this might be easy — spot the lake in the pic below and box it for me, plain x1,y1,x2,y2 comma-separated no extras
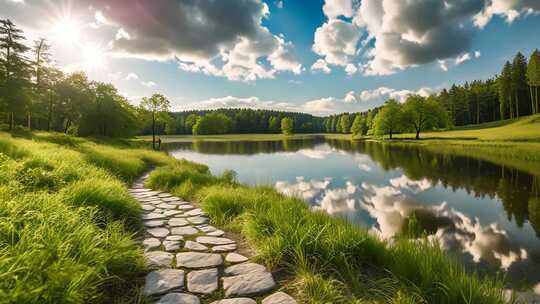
166,136,540,290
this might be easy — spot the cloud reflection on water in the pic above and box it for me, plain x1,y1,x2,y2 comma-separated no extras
275,173,530,273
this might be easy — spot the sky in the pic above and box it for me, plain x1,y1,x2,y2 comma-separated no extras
2,0,540,116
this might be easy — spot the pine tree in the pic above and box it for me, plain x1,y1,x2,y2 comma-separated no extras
0,19,31,130
28,38,52,129
511,52,528,117
499,61,512,119
527,50,540,114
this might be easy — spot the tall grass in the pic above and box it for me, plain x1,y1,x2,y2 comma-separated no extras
0,131,172,303
146,161,510,304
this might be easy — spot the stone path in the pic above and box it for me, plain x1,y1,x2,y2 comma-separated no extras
130,173,297,304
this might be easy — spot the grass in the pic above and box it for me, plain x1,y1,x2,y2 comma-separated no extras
0,131,174,304
146,160,511,304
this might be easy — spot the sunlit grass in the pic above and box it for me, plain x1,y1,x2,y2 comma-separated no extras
396,114,540,142
0,131,171,303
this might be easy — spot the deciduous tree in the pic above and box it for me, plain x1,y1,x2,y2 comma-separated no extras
401,95,447,139
281,117,294,135
141,94,170,149
373,99,402,139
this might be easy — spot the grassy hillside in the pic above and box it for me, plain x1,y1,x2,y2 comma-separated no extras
396,114,540,142
0,131,173,303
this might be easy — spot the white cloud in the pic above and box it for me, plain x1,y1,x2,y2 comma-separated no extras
344,91,357,103
456,53,472,65
125,72,156,88
345,63,358,75
312,0,523,76
311,59,332,74
125,73,139,80
313,19,361,66
142,81,156,88
323,0,354,19
438,60,449,72
474,0,540,28
346,86,432,104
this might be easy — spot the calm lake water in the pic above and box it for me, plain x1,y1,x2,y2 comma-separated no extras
166,136,540,289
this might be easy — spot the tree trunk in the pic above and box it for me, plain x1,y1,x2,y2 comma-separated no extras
515,93,520,118
529,86,536,114
64,120,71,134
27,112,31,130
9,112,14,131
416,129,420,140
534,86,540,113
389,130,393,140
47,95,53,132
152,112,156,150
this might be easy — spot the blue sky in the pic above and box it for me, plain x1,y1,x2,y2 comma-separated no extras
2,0,540,115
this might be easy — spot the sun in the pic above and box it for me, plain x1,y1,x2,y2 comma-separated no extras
82,44,106,71
52,16,81,46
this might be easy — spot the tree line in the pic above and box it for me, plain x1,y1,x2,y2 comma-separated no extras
140,108,325,136
325,50,540,139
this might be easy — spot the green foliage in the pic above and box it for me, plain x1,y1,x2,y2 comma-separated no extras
527,50,540,115
351,114,368,137
78,83,138,137
192,113,234,135
281,117,294,135
373,99,402,139
268,116,280,133
0,131,172,303
339,113,351,133
401,95,448,139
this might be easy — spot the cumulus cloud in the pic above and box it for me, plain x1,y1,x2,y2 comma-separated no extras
474,0,540,28
456,53,472,65
323,0,354,19
142,81,156,88
313,18,361,68
125,73,139,81
312,0,535,75
344,86,432,104
1,0,302,82
311,59,332,74
125,72,156,88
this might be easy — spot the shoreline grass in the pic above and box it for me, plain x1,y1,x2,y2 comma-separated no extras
0,131,174,303
146,161,511,304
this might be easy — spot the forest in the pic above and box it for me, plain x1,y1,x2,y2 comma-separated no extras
1,19,539,139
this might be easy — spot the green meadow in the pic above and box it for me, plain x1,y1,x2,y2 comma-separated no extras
0,131,173,304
